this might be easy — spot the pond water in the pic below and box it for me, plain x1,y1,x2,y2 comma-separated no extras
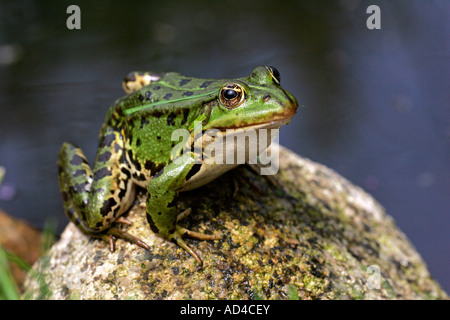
0,0,448,293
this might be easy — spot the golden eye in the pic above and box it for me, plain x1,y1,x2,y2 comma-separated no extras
219,83,246,109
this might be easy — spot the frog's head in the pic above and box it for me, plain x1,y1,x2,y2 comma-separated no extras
203,66,298,131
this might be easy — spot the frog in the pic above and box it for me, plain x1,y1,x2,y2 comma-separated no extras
58,66,298,267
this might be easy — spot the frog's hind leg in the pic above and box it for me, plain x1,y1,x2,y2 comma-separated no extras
58,135,149,252
58,143,98,236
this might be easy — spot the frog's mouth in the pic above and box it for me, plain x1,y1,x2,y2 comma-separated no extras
214,96,298,132
217,114,295,133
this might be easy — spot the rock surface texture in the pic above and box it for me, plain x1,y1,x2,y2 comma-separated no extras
23,146,447,299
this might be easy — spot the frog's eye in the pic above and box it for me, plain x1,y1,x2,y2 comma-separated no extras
219,83,246,109
266,66,281,84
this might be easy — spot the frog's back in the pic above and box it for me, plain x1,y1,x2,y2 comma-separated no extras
114,72,221,118
97,72,224,178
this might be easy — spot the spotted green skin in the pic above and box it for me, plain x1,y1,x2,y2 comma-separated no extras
58,66,298,266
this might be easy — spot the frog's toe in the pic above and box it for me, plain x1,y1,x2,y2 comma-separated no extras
100,234,117,252
168,226,222,268
177,226,222,241
106,227,150,251
176,208,192,222
169,230,204,267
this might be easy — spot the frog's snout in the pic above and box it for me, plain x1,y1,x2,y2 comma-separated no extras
281,90,299,119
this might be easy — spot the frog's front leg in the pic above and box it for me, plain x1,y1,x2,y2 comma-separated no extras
146,154,221,267
58,127,149,251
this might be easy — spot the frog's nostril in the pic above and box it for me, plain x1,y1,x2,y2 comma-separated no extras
263,94,271,102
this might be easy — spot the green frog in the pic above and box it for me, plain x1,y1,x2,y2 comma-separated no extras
58,66,298,267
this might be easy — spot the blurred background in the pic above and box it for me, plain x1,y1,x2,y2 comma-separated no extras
0,0,448,293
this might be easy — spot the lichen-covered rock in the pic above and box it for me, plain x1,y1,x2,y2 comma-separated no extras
22,146,447,299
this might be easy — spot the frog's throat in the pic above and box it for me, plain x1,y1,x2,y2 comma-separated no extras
194,115,292,156
183,116,291,191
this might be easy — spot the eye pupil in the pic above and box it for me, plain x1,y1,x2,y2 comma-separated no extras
224,89,237,99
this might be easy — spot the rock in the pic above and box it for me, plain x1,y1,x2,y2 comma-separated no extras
22,145,447,299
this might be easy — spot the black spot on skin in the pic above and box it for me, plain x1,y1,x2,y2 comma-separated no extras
140,118,149,129
92,188,105,195
118,188,127,200
180,108,190,125
100,198,118,216
156,136,161,140
70,154,85,166
145,91,152,100
97,151,112,163
152,110,163,118
153,86,161,90
146,214,160,234
163,93,172,100
157,212,162,215
127,149,134,161
132,172,146,181
72,182,88,194
120,167,131,179
200,81,213,88
128,149,142,170
94,167,112,180
167,198,177,208
167,112,176,126
119,149,127,163
182,91,194,97
136,138,141,147
72,169,85,177
144,160,155,171
138,94,144,102
133,160,141,171
179,78,191,86
185,164,201,181
101,133,116,148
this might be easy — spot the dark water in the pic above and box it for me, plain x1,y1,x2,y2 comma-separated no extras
0,0,448,293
